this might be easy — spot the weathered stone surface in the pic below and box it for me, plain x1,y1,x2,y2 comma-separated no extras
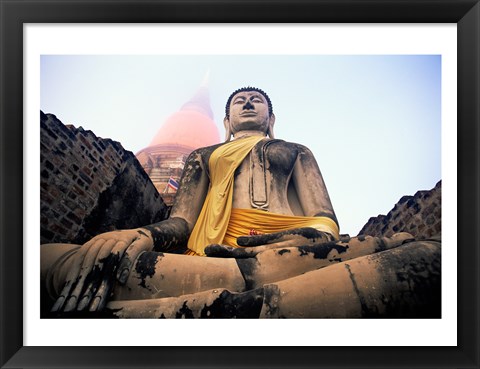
40,111,168,244
358,181,441,240
259,240,441,318
105,239,440,319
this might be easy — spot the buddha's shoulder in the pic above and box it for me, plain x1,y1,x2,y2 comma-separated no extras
267,139,312,154
187,143,224,158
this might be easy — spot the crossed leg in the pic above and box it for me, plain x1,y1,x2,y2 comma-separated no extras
41,233,440,318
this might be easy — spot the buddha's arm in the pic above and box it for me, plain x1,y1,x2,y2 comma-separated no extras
142,148,210,250
291,144,339,229
168,149,210,231
104,148,210,287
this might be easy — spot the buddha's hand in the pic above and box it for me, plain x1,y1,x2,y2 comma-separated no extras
205,227,334,258
50,228,154,314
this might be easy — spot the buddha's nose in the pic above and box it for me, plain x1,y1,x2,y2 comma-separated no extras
243,101,254,110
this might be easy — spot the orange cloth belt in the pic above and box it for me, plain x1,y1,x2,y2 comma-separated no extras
185,208,339,256
222,208,339,247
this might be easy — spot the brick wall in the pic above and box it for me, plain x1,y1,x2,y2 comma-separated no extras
358,181,441,240
40,111,167,244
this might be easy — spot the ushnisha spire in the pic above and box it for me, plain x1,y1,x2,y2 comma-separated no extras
180,70,214,119
146,71,220,149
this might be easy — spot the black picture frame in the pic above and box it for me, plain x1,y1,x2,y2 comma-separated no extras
1,0,479,368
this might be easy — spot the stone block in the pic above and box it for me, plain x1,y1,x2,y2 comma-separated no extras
358,181,441,240
40,111,168,244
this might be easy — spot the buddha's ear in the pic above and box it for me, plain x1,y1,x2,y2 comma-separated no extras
267,113,276,139
223,117,232,142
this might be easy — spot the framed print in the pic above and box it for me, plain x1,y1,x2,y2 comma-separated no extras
1,0,479,368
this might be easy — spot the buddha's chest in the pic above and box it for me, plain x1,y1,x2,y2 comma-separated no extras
234,143,297,180
232,144,296,210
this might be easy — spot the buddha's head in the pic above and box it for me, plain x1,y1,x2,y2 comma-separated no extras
224,87,275,142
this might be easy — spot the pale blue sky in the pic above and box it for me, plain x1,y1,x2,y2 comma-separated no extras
41,55,441,235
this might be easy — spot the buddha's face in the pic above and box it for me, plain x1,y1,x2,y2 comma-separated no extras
227,91,272,134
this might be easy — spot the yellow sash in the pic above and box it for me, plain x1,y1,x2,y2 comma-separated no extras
223,208,339,246
187,135,265,256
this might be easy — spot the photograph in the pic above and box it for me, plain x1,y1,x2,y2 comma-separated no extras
39,54,442,319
